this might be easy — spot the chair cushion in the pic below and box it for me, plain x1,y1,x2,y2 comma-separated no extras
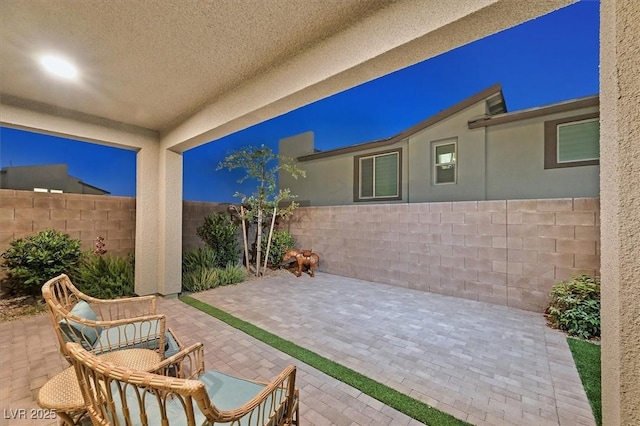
58,301,102,349
94,319,161,352
193,370,286,425
107,370,285,426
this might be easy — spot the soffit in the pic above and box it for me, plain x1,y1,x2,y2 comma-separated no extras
0,0,390,133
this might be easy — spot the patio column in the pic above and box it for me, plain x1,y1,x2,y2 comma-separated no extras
600,0,640,424
134,144,160,295
157,148,183,296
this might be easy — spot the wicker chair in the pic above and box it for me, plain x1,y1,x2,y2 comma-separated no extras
42,274,183,363
67,341,299,426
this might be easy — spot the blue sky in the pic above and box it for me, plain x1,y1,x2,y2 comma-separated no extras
0,0,599,202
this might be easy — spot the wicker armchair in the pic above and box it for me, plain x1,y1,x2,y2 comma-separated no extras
42,274,183,363
67,341,299,426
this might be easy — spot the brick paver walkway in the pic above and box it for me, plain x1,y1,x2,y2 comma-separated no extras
193,272,596,426
0,272,595,425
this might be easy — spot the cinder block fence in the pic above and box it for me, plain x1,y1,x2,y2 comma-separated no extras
1,189,600,312
285,198,600,312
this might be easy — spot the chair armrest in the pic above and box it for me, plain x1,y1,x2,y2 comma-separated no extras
199,365,298,423
150,342,205,379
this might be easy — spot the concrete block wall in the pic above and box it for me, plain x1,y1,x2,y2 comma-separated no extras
182,201,230,252
285,197,600,312
0,190,231,258
0,189,136,257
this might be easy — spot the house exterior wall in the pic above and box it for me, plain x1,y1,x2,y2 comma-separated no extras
281,101,600,206
486,105,600,200
600,0,640,423
284,197,600,313
280,133,408,206
406,102,487,202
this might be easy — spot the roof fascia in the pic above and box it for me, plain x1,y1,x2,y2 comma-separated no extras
468,95,599,129
298,83,503,162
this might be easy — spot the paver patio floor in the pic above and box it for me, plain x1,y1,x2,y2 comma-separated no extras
0,272,595,425
192,272,595,426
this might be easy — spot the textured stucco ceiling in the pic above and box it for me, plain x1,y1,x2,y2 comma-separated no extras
1,0,575,150
0,0,390,132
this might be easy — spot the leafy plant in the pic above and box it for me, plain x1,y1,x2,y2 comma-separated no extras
547,274,600,340
196,212,240,268
218,145,305,275
181,248,247,293
182,267,220,293
217,264,247,286
1,229,82,295
75,253,135,299
260,230,296,266
182,246,219,273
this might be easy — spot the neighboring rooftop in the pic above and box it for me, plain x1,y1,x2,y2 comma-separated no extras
0,164,110,195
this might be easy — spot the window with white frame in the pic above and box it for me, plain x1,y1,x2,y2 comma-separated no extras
557,118,599,163
544,113,599,169
354,149,401,201
433,140,456,184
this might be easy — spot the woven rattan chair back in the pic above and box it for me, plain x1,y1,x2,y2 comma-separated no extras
66,342,299,426
42,274,171,362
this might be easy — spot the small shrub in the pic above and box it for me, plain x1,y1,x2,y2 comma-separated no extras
182,246,219,273
1,229,82,295
197,212,240,268
181,249,246,292
217,264,247,286
182,267,220,293
260,230,296,267
547,274,600,340
75,253,135,299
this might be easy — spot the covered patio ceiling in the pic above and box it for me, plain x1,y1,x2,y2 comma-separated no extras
1,0,572,152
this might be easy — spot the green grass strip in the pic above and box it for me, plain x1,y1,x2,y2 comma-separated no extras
180,295,469,426
567,338,602,426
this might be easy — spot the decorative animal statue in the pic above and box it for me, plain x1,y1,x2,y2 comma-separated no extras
282,249,320,277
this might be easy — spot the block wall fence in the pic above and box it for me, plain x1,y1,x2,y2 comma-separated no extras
1,189,600,312
284,198,600,312
0,189,226,258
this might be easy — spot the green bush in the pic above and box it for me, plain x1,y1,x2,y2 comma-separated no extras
1,229,82,295
547,274,600,340
75,253,135,299
260,230,296,267
196,212,240,268
181,248,246,293
182,246,218,273
182,267,220,293
217,264,247,286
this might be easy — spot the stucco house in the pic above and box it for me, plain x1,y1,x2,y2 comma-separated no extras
280,84,599,205
0,164,110,195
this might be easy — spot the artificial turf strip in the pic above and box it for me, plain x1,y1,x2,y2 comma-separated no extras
567,338,602,426
180,295,469,426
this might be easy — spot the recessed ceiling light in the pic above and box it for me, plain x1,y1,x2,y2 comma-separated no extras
39,54,78,80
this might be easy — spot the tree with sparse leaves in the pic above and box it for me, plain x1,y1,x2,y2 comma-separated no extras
218,145,305,275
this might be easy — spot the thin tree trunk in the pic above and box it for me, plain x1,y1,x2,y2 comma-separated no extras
263,207,278,275
240,205,250,274
256,208,263,276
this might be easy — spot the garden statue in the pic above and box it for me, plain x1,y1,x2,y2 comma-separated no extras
282,249,320,278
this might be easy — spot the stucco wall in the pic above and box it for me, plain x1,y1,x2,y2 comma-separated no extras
407,102,487,202
281,100,600,206
285,197,600,312
600,0,640,424
486,105,600,200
